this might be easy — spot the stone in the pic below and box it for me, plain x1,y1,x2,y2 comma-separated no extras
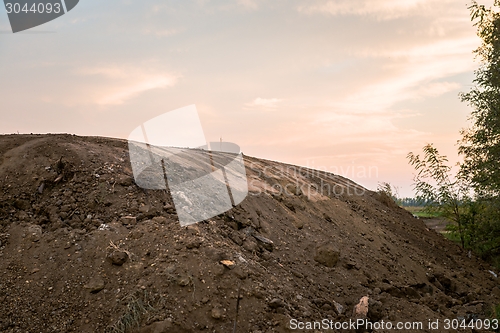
353,296,369,317
117,174,133,187
139,205,150,213
163,204,175,214
229,232,243,246
367,298,384,322
314,243,340,267
26,224,42,242
84,277,105,293
211,307,224,319
242,238,259,252
220,260,235,269
253,234,274,251
333,301,344,314
14,199,31,211
107,250,128,266
269,298,286,309
291,218,304,229
177,275,191,287
152,216,168,224
128,229,144,239
120,216,136,225
137,319,173,333
232,266,248,280
186,237,203,249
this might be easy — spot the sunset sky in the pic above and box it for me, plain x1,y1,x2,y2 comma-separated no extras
0,0,494,197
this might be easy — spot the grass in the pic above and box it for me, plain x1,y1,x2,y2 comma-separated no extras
106,290,158,333
404,206,444,218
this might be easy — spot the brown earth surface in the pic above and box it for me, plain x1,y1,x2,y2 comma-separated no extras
0,134,499,333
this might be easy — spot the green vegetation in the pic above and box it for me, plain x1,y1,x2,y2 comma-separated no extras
407,1,500,265
106,290,159,333
405,206,443,218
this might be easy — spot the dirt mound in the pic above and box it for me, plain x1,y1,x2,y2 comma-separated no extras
0,134,499,333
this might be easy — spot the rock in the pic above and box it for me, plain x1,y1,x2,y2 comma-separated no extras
117,174,133,187
367,298,384,322
253,234,274,251
284,201,295,212
220,260,236,269
137,319,173,333
402,286,421,300
107,250,128,266
384,286,406,298
128,229,144,239
229,232,243,246
269,298,286,309
353,296,369,317
139,204,150,213
152,216,167,224
84,277,105,293
120,216,137,225
0,233,9,248
435,273,456,292
163,204,175,214
322,303,332,311
211,306,224,319
492,286,500,298
26,224,42,242
186,237,203,249
291,217,304,229
333,301,344,314
177,275,191,287
14,199,31,211
242,238,259,252
232,266,248,279
314,243,340,267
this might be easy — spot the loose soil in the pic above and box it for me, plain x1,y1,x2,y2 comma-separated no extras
0,134,499,333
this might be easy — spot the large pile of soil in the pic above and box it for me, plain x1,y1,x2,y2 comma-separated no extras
0,134,499,333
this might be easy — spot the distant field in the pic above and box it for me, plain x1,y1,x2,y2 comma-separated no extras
404,206,443,218
403,206,454,234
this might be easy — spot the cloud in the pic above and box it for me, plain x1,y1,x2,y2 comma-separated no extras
416,81,461,98
327,37,479,113
245,97,283,109
357,37,480,59
97,75,176,105
76,65,179,105
297,0,457,20
142,28,180,37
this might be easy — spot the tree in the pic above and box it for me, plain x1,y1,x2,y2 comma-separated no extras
407,144,471,247
459,0,500,197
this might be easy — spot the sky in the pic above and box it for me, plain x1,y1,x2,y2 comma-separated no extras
0,0,494,197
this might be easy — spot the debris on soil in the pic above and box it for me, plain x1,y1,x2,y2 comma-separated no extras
0,134,499,333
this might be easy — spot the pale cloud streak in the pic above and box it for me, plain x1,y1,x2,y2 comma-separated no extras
142,28,180,37
245,97,283,109
297,0,459,20
76,66,179,105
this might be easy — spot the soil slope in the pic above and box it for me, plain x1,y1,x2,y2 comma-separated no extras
0,134,499,333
